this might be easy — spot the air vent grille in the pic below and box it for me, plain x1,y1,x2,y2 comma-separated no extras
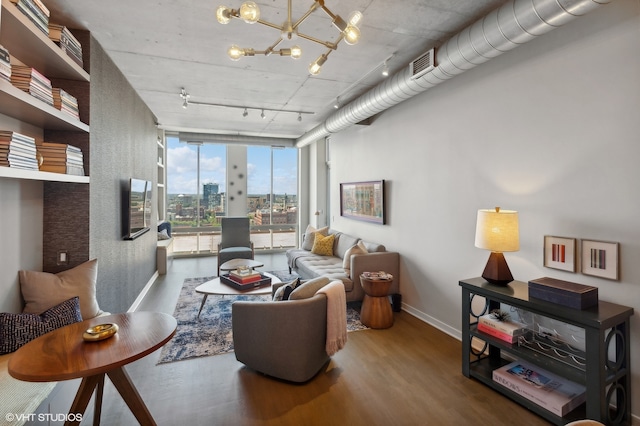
410,49,435,80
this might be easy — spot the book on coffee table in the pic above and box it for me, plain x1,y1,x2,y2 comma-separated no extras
220,274,271,291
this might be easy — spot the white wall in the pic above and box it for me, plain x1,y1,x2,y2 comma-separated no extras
0,179,43,313
327,0,639,418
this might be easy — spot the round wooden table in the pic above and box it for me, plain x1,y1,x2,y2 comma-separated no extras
360,275,394,329
8,311,176,426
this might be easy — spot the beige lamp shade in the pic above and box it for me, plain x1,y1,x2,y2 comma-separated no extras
475,208,519,253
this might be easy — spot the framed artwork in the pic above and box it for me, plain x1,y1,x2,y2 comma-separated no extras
543,236,576,272
340,180,385,224
581,239,620,280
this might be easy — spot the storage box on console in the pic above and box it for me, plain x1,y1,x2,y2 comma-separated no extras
528,277,598,310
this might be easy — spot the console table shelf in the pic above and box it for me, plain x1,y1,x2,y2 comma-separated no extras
459,277,633,425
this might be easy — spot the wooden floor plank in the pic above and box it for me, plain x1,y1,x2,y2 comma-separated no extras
88,256,550,425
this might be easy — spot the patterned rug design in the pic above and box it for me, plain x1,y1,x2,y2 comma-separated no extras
157,272,367,364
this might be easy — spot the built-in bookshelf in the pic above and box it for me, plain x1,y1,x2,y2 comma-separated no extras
460,278,633,425
0,0,91,272
0,0,89,183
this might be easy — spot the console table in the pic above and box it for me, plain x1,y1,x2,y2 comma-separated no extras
459,277,633,425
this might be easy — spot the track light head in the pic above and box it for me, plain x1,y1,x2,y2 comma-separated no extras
180,88,190,108
261,109,266,119
382,61,389,77
297,113,302,122
243,108,248,117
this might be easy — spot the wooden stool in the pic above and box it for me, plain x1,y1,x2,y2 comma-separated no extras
360,275,394,329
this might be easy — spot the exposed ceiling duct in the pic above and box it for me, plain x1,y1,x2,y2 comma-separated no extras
295,0,612,148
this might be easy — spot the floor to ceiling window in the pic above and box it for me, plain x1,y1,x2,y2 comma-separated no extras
163,135,297,256
248,145,298,250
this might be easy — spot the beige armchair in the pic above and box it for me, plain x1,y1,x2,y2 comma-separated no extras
231,292,329,383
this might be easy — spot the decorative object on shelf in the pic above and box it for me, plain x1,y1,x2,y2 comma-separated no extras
474,207,519,286
544,235,577,272
528,277,598,310
82,323,119,342
581,239,619,280
215,0,362,75
340,180,385,224
490,309,510,322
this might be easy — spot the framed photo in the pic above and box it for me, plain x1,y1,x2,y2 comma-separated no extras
581,239,620,280
340,180,385,224
543,236,576,272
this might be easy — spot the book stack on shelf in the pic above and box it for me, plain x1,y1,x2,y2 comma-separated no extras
48,24,83,67
37,142,84,175
52,88,80,120
9,0,50,36
493,360,586,417
11,65,53,106
0,45,10,82
0,131,38,170
477,310,527,344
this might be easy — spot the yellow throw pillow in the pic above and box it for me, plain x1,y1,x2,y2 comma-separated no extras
311,233,335,256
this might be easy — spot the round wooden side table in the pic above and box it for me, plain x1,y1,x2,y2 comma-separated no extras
360,274,394,329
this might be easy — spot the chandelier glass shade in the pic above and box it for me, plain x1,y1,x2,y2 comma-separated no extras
216,0,362,75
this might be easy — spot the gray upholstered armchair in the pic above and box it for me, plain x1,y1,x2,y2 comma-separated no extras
217,217,254,276
232,292,330,383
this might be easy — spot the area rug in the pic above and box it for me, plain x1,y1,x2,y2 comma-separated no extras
157,272,368,364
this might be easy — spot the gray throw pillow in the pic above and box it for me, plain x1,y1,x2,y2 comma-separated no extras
289,276,331,300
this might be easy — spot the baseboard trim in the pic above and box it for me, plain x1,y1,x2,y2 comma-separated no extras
128,271,159,312
401,303,462,342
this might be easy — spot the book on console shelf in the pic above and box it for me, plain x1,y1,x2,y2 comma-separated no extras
493,360,586,417
477,313,527,344
220,274,271,291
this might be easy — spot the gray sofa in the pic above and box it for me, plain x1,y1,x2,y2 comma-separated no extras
285,228,399,302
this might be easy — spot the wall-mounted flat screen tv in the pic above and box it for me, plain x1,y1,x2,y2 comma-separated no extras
124,178,152,240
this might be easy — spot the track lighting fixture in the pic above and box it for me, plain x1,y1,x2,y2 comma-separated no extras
382,61,389,77
333,97,340,109
216,0,363,75
180,88,190,108
178,89,313,120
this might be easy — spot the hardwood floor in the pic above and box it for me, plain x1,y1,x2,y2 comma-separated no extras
89,255,551,425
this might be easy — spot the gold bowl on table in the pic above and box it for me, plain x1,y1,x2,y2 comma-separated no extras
82,323,119,342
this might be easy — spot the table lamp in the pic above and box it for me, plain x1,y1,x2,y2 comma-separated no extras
475,207,519,286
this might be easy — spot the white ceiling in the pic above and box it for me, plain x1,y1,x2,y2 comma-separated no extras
44,0,508,139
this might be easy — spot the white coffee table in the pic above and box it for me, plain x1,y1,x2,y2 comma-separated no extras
195,271,281,319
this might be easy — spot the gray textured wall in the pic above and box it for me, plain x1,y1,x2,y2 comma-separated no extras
88,37,158,314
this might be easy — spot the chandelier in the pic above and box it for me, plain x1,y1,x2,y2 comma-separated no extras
215,0,363,75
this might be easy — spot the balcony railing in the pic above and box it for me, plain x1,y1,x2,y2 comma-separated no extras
170,224,298,256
